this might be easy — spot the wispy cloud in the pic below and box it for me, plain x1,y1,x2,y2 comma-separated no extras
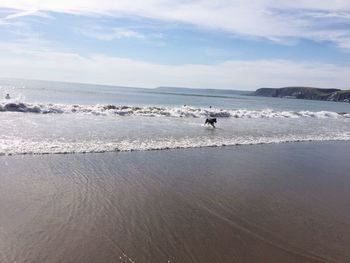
80,26,145,41
4,9,37,20
0,40,349,89
1,1,350,49
2,9,52,20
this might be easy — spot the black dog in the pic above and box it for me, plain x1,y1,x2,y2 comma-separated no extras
205,118,217,128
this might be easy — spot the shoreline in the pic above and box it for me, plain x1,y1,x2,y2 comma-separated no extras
1,138,350,156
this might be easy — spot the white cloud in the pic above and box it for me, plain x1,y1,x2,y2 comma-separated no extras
2,9,52,20
80,26,145,41
0,40,349,90
1,1,350,49
4,9,37,20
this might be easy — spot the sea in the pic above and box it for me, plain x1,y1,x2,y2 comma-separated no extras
0,78,349,155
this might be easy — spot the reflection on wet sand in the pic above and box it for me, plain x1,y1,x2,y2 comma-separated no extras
1,142,350,263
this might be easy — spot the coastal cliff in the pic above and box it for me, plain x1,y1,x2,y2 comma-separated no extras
252,87,350,102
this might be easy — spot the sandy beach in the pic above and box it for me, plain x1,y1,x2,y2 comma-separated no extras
1,142,350,263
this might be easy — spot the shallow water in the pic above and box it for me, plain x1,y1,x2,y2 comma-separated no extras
0,79,349,155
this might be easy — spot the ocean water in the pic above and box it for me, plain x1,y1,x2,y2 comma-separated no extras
0,79,349,155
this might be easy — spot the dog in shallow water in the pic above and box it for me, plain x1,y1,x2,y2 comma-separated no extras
205,118,217,128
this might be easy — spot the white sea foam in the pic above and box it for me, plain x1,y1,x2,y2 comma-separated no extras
0,101,348,119
1,133,349,155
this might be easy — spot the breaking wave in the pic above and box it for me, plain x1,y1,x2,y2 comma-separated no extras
1,133,349,156
0,101,349,119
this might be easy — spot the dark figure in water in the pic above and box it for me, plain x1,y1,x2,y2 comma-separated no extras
5,94,10,99
205,118,217,128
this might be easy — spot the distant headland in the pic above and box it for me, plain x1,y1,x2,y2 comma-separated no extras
252,87,350,103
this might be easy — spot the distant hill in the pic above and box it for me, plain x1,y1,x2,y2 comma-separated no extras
252,87,350,103
156,86,251,95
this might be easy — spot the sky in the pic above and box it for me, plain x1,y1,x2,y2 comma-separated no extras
0,1,350,90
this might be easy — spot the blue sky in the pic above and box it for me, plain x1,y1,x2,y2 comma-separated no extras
0,1,350,90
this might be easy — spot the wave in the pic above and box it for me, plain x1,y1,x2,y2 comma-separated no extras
0,101,349,119
1,134,349,155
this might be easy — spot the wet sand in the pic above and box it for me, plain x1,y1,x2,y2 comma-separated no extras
1,142,350,263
